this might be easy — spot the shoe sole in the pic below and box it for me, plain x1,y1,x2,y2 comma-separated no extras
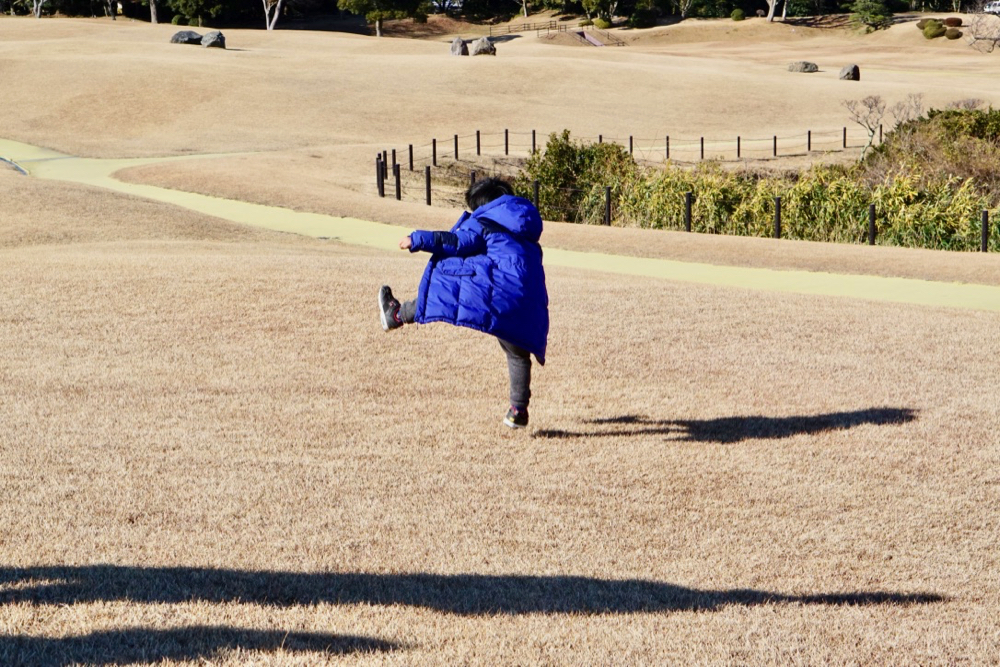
378,290,390,331
503,418,527,429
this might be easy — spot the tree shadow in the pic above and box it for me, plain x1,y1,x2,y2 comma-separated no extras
0,565,943,616
535,408,917,444
0,626,399,665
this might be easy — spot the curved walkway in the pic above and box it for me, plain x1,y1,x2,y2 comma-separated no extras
3,138,999,313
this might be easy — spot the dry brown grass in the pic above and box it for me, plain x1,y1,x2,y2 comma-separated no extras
2,17,1000,665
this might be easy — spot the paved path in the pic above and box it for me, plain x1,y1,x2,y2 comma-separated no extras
3,138,999,313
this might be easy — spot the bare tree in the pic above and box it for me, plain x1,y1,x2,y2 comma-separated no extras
843,95,886,160
263,0,285,29
946,98,986,110
890,93,924,127
966,11,1000,52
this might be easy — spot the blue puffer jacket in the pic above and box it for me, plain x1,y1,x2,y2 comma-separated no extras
409,195,549,364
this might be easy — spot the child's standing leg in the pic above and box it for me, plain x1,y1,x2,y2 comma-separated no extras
499,338,531,429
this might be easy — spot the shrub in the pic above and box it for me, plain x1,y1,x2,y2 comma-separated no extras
923,20,945,39
593,17,612,29
579,18,594,26
851,0,892,31
915,18,928,29
188,16,201,26
628,8,658,28
171,14,183,24
945,27,962,39
731,8,745,20
943,16,962,27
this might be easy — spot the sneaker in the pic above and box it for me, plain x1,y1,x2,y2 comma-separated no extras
379,285,403,331
503,406,529,429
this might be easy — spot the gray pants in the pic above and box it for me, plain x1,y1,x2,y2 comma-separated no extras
400,300,531,409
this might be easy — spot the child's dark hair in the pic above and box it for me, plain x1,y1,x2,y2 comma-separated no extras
466,177,514,211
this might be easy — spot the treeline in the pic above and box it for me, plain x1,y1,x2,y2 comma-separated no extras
514,108,1000,252
5,0,979,30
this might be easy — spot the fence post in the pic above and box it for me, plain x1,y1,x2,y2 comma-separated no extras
382,150,388,179
808,130,811,152
773,135,777,157
476,130,481,156
879,124,883,143
394,164,401,201
843,127,847,149
629,136,633,155
774,196,781,239
983,210,990,252
604,186,612,226
505,129,509,156
684,191,692,232
375,156,382,195
425,166,431,206
666,135,670,161
391,148,396,169
533,180,540,208
470,170,477,187
700,137,704,161
432,139,437,166
868,203,876,245
409,144,414,171
598,134,603,144
737,136,741,159
454,134,459,160
532,129,536,154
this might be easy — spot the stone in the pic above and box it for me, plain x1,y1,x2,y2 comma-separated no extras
839,64,860,81
201,31,226,48
788,61,818,73
170,30,203,45
469,37,496,56
450,37,468,56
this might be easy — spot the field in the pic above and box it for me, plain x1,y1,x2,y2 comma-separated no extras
1,13,1000,664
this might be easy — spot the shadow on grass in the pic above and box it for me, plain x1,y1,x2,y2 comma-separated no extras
535,407,917,444
0,565,942,615
0,626,399,666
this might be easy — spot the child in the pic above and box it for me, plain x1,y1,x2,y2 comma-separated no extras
378,177,549,429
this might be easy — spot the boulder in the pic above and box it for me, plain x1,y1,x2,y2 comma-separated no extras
839,64,860,81
788,61,818,73
450,37,468,56
201,30,226,48
469,37,496,56
170,30,203,45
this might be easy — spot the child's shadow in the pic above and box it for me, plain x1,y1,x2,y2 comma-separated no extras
535,407,917,443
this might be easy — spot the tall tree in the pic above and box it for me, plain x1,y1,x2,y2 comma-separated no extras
263,0,285,28
337,0,422,36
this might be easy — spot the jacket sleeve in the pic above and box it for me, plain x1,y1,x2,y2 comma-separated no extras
409,229,486,257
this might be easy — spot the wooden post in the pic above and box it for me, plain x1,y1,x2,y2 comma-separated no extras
505,129,509,156
454,134,458,160
737,136,741,159
391,148,396,169
533,180,540,208
470,170,477,187
666,135,670,160
604,186,612,226
868,203,876,245
983,210,990,252
382,150,388,179
773,136,777,157
394,163,401,201
774,196,781,239
532,129,536,154
425,166,431,206
432,139,437,166
408,144,413,171
843,127,847,149
375,156,382,195
684,192,692,232
629,136,633,155
808,130,811,152
598,134,603,144
700,137,704,161
476,130,481,156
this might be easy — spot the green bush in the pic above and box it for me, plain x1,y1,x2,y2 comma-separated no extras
188,16,201,26
579,17,593,26
945,27,962,39
171,14,183,24
943,16,962,27
851,0,892,31
628,8,658,28
731,8,745,20
593,17,612,29
915,18,927,29
923,20,945,39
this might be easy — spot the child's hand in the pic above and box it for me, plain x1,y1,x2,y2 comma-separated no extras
399,236,412,250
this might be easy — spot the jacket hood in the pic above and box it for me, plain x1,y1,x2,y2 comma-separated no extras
472,195,543,242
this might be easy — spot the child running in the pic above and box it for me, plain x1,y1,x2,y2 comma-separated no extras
378,177,549,429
